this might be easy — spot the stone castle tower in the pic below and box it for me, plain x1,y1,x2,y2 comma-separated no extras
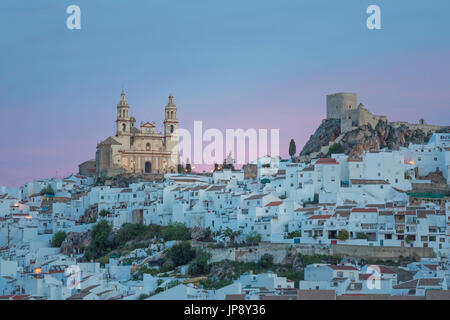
326,92,387,133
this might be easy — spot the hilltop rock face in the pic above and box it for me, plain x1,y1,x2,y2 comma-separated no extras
300,119,449,158
60,231,91,255
300,119,341,156
341,121,434,157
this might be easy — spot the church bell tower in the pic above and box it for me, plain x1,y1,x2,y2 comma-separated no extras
116,90,130,136
164,93,179,168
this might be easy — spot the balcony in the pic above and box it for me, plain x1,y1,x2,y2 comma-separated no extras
395,225,405,234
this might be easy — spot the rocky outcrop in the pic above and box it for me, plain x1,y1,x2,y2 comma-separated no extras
300,119,449,158
340,121,435,158
60,231,91,255
80,204,98,224
300,119,341,156
190,226,213,242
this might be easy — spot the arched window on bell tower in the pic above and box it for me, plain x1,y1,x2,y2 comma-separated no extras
146,143,151,151
122,123,126,132
170,125,174,134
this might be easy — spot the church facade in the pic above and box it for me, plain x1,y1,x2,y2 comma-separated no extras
95,91,179,177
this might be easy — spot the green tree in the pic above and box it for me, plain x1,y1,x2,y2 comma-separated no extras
166,241,196,267
221,228,241,243
99,209,110,218
337,230,349,241
246,231,262,245
188,250,211,276
40,184,55,196
87,217,97,224
259,254,274,269
51,231,67,248
161,223,191,241
326,143,344,158
115,223,149,246
289,139,297,159
85,220,113,260
356,232,368,240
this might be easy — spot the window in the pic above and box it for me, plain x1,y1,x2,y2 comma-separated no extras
170,125,174,133
122,123,126,132
146,143,150,151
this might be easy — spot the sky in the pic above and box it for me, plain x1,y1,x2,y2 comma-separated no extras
0,0,449,187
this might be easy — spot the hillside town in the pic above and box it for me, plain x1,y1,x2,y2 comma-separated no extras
1,123,449,299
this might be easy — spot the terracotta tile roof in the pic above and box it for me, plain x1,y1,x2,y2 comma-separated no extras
225,294,246,300
351,179,390,185
417,210,436,218
337,294,374,300
261,295,297,300
297,290,336,300
335,210,351,217
389,295,425,300
98,137,121,146
265,201,283,207
9,295,30,300
315,158,339,165
393,279,418,289
423,264,438,271
295,207,318,212
206,185,226,192
426,290,450,300
418,278,442,287
307,214,332,220
374,265,396,274
351,208,378,213
244,194,268,200
366,204,386,209
329,265,358,271
359,274,371,280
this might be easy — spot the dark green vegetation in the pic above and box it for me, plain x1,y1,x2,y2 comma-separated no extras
51,231,67,248
99,209,110,217
337,229,349,241
198,253,343,290
83,222,191,262
289,139,297,159
40,184,55,196
325,143,344,158
303,193,319,205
